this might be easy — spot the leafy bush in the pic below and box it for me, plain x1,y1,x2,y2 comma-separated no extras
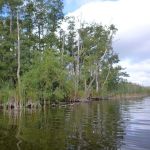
22,50,74,102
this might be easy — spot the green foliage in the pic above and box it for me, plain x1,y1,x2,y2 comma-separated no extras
22,50,73,102
0,84,16,103
0,0,64,88
0,0,148,105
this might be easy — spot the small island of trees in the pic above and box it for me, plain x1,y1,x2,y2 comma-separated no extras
0,0,149,109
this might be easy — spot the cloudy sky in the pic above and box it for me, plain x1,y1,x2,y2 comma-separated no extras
63,0,150,86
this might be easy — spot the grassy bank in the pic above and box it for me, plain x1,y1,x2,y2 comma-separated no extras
0,81,150,110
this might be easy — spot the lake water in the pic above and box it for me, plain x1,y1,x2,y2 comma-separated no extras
0,97,150,150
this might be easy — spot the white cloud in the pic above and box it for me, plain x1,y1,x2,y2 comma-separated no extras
67,0,150,31
65,0,100,7
66,0,150,85
119,59,150,86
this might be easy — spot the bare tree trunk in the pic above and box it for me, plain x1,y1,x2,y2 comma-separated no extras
86,75,96,97
10,9,12,34
9,9,13,53
17,10,22,107
38,25,41,50
101,66,111,90
95,64,99,93
77,33,80,77
84,79,87,97
61,31,65,64
75,31,80,97
96,73,99,92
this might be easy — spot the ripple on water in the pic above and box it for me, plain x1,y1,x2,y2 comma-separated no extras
0,98,150,150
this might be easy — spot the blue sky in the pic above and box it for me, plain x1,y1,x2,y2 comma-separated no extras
63,0,118,13
63,0,78,13
63,0,150,86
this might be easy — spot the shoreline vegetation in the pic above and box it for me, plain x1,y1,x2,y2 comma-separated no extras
0,0,150,110
0,91,149,110
0,96,149,110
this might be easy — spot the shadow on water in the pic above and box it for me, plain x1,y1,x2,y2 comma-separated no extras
0,98,150,150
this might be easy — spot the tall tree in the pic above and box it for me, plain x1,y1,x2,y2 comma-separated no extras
17,8,21,104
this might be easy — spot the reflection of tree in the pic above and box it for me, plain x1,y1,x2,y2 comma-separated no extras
0,101,126,150
66,101,125,150
0,111,19,150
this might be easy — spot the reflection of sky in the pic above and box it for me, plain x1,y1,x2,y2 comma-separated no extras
121,98,150,150
128,99,150,128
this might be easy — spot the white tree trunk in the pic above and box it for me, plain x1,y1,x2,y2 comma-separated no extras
10,10,12,34
84,79,87,96
101,66,111,89
17,10,21,106
61,31,65,64
75,31,80,97
95,64,99,93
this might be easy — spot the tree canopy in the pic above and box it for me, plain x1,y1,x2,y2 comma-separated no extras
1,0,147,106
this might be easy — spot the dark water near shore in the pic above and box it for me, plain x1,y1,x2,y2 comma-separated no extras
0,97,150,150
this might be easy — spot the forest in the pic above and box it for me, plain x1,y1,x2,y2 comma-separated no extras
0,0,149,108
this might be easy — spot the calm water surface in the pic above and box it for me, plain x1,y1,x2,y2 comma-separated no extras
0,97,150,150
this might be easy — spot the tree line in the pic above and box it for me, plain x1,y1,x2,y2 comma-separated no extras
0,0,149,107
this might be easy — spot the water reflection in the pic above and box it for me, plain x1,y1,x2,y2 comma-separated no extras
0,98,150,150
